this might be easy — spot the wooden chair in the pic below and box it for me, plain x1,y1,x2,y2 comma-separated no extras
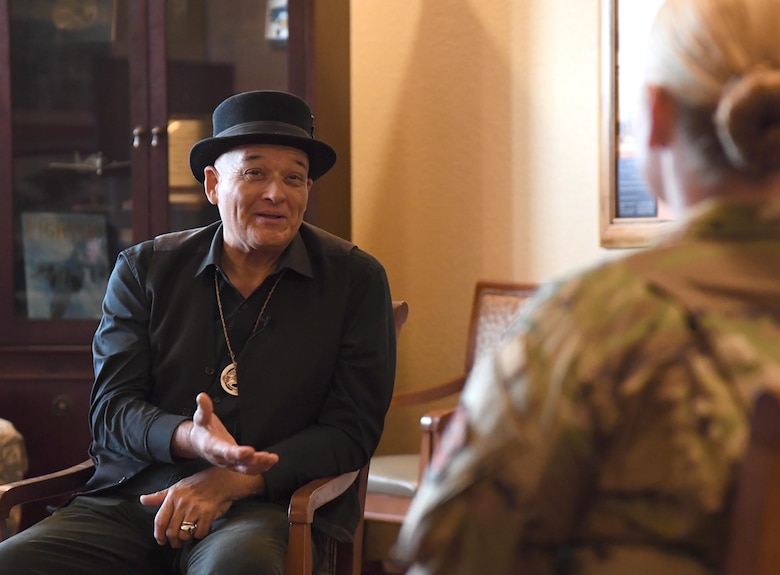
0,300,410,575
364,282,537,561
725,390,780,575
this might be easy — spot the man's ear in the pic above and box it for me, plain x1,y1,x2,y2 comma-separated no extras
646,85,677,148
204,166,218,206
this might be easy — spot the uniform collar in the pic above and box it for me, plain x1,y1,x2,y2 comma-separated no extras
663,199,780,243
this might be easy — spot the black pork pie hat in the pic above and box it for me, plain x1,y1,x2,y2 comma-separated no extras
189,90,337,183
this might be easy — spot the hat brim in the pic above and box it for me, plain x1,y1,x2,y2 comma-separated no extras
189,133,337,183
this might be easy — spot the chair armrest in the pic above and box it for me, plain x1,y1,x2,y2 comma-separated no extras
421,407,457,435
288,469,359,524
286,468,365,575
419,407,457,481
390,375,466,408
0,459,94,541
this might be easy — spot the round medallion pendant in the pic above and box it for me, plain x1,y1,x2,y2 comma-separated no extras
220,362,239,396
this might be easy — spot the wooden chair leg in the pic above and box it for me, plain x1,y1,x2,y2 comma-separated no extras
287,522,314,574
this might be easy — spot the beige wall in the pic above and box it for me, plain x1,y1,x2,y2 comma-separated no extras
351,0,620,456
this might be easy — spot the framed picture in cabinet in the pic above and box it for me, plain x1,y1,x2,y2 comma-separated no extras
266,0,289,43
600,0,671,248
20,212,110,320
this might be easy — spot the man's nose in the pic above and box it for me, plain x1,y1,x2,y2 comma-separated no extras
262,176,284,200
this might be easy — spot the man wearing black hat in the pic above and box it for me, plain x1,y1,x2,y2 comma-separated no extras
0,91,397,574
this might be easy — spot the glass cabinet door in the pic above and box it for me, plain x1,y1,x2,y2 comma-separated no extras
155,0,290,234
8,0,134,332
0,0,300,344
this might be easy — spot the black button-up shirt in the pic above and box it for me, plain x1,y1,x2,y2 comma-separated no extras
87,221,396,537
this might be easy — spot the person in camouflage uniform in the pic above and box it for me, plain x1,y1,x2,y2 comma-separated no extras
395,0,780,573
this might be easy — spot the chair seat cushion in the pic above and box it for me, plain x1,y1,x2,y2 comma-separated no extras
367,453,419,497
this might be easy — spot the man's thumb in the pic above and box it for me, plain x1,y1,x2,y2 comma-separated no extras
139,490,167,507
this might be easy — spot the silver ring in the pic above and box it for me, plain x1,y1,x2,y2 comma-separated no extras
180,521,197,536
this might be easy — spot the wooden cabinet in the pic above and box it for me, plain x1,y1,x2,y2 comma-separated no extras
0,346,93,527
0,0,316,528
0,0,316,345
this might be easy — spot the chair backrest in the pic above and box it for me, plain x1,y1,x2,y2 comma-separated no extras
725,391,780,575
393,301,409,341
464,281,538,373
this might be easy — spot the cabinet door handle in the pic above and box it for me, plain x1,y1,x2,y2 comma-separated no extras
132,126,147,148
52,394,73,416
151,125,165,147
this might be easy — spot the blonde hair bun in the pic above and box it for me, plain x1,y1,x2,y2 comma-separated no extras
714,68,780,175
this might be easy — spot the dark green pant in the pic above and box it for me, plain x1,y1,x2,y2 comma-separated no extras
0,493,326,574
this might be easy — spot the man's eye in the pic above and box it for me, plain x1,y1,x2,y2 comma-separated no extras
244,169,264,179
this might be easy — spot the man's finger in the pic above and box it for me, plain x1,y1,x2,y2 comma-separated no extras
139,490,168,507
193,393,214,427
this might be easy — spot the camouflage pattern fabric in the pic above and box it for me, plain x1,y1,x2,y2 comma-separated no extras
396,199,780,575
0,419,28,536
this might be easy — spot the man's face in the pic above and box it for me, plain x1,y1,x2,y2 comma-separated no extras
204,144,312,255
